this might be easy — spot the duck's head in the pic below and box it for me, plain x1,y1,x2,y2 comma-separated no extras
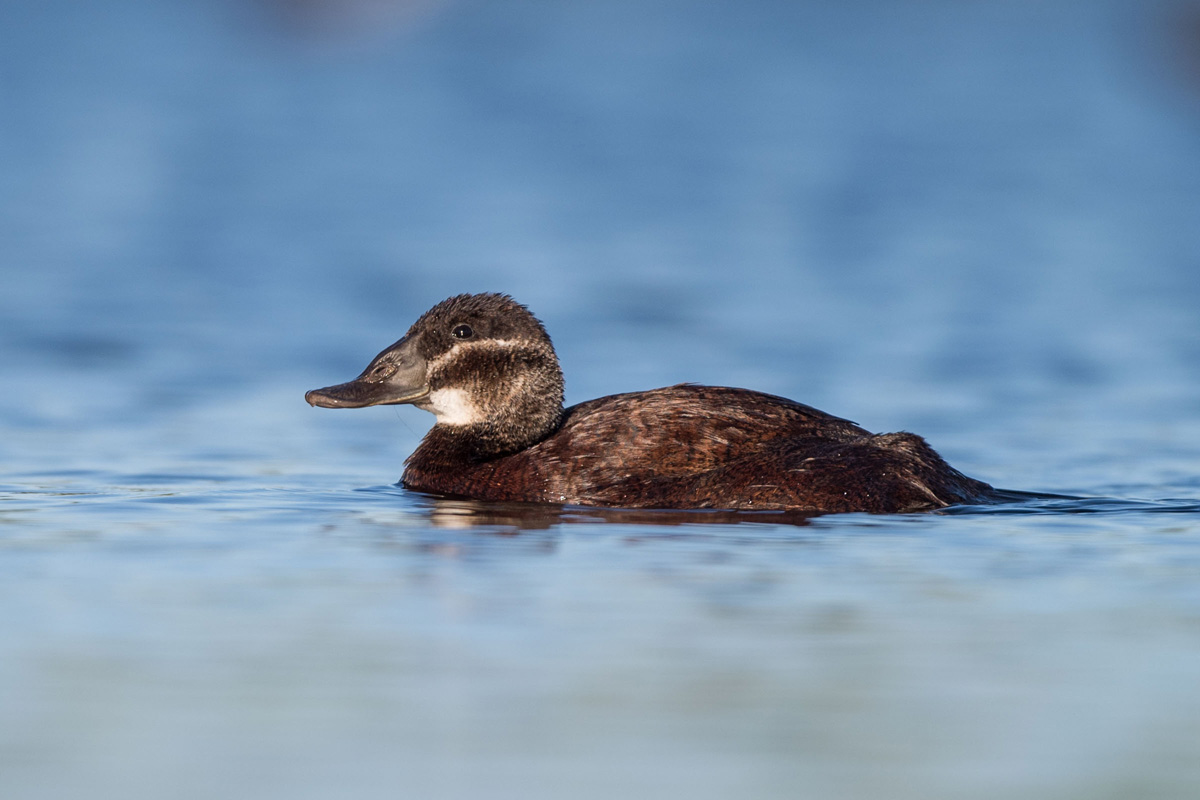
306,293,565,456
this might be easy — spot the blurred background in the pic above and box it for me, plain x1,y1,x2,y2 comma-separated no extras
3,1,1200,798
3,0,1199,489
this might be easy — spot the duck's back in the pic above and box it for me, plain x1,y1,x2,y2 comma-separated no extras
402,385,996,513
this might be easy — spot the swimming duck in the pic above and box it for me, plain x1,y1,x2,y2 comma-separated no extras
306,293,999,514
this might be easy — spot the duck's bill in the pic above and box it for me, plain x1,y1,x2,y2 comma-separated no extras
305,335,429,409
304,381,429,408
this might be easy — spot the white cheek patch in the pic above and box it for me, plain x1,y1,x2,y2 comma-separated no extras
422,339,540,426
425,388,484,426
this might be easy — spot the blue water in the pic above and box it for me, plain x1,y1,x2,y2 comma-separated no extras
4,1,1200,797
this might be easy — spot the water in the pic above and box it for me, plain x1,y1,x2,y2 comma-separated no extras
4,0,1200,797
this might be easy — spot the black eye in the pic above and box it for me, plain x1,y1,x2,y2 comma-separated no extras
451,324,474,340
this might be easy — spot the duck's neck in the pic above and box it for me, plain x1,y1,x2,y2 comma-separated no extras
462,399,564,459
417,389,564,464
410,422,547,472
411,403,563,467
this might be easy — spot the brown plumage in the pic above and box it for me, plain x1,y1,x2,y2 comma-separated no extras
306,293,999,514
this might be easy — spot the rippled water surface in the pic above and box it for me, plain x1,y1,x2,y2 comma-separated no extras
4,1,1200,798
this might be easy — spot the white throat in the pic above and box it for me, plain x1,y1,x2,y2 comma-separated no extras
423,388,484,427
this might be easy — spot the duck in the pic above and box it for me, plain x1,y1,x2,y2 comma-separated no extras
305,293,1001,514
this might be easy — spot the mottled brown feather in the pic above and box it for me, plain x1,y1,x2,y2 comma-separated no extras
402,385,997,513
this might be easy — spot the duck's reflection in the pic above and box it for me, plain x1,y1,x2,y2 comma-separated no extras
346,488,826,563
354,486,1110,542
415,492,822,533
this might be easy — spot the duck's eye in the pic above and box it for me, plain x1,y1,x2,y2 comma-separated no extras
451,324,474,340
